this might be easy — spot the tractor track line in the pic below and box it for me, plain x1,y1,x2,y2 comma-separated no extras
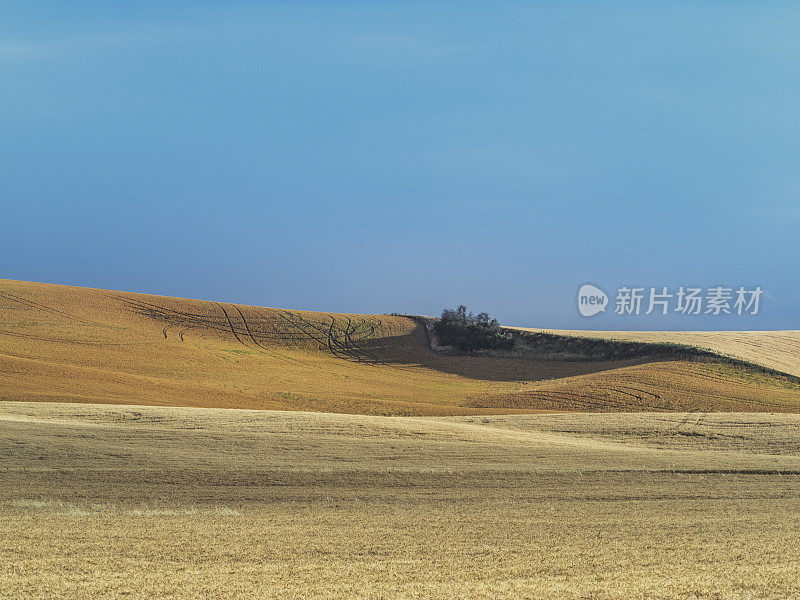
281,312,352,360
233,306,304,365
233,305,269,350
276,311,342,357
247,309,312,365
326,317,352,360
341,317,370,363
343,317,380,364
216,302,252,349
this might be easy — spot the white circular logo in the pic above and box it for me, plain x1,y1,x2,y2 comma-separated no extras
578,284,608,317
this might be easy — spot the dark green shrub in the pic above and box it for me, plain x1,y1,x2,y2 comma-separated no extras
433,305,513,352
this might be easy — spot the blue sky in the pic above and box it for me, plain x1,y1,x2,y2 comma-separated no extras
2,2,799,329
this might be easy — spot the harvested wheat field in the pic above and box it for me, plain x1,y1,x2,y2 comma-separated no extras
2,278,800,415
512,326,800,379
4,280,800,598
2,401,800,599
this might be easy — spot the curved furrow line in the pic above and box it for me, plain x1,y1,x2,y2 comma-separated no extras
598,385,665,406
233,305,269,350
122,298,231,334
342,317,379,364
242,309,311,365
287,312,361,361
327,316,357,360
325,317,350,359
612,385,662,401
231,306,305,364
120,297,228,322
600,386,646,401
277,311,345,358
594,386,671,410
216,302,251,348
343,317,380,363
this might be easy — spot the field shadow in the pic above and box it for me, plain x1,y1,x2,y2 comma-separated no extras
362,326,662,382
116,297,687,383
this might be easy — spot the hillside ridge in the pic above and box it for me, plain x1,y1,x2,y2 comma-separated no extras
2,278,800,414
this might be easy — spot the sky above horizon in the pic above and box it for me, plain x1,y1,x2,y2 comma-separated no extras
3,2,799,330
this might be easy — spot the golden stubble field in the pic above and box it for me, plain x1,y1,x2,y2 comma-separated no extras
2,401,800,599
4,279,800,597
511,327,800,379
3,278,800,414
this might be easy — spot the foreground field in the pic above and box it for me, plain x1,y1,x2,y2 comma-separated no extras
2,278,800,414
2,401,800,599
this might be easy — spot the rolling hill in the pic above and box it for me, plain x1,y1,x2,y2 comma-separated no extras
2,278,800,414
510,326,800,378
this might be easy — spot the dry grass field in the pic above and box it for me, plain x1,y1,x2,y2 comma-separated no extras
2,278,800,415
2,401,800,599
512,327,800,379
4,280,800,598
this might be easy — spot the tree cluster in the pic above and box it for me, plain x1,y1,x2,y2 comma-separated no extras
433,305,513,352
